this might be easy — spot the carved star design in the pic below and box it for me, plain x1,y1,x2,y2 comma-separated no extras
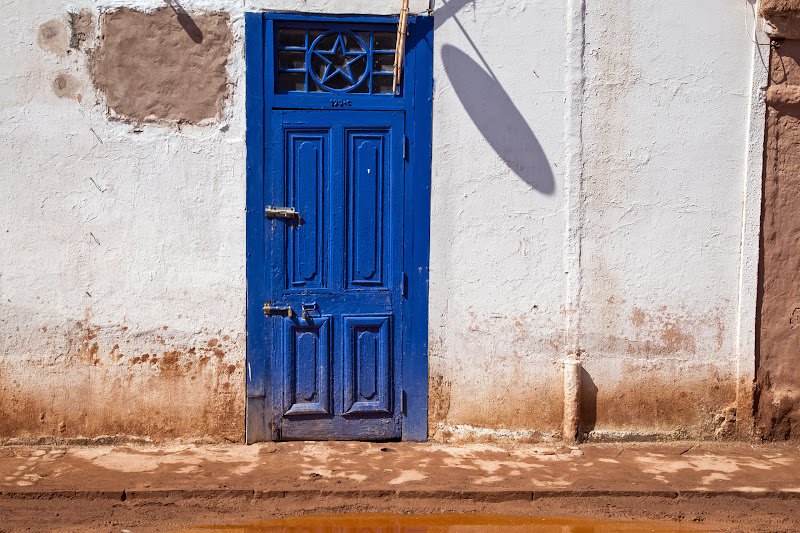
312,34,366,85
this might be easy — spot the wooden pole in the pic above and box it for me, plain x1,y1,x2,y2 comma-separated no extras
393,0,409,95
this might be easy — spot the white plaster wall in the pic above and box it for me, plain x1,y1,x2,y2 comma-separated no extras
428,0,568,433
0,0,760,440
428,0,758,438
0,1,250,440
576,0,755,433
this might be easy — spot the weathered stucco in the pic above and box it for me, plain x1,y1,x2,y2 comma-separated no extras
429,0,754,441
90,8,232,124
0,320,244,441
0,0,768,442
1,2,246,442
761,0,800,38
428,0,566,440
761,0,800,17
756,40,800,440
575,0,751,438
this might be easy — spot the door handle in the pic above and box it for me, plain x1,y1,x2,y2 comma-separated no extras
263,301,293,317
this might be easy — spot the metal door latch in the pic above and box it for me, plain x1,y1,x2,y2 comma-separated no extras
265,206,299,219
263,301,293,317
301,302,318,321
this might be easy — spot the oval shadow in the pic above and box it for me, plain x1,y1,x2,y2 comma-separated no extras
441,44,555,194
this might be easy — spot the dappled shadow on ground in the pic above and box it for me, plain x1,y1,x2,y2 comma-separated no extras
1,442,799,495
1,443,799,531
182,512,714,532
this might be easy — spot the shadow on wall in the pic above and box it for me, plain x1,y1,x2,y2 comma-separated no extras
580,367,598,435
439,44,554,194
165,0,203,43
433,0,474,31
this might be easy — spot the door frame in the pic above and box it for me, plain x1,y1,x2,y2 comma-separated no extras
244,12,433,442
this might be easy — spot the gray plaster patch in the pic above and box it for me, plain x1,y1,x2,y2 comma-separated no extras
69,9,94,49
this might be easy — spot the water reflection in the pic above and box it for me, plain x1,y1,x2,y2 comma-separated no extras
183,513,716,532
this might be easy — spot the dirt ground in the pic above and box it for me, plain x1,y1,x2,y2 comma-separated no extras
0,440,799,532
3,493,799,532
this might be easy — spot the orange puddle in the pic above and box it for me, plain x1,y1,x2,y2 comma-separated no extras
181,513,719,532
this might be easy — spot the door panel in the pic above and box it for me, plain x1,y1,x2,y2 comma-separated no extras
268,110,404,440
343,316,392,415
287,131,328,290
348,131,387,288
283,316,332,416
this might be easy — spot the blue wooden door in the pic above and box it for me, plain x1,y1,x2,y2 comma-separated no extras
266,110,405,439
245,13,433,442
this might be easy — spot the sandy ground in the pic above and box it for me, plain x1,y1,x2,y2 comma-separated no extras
0,440,799,531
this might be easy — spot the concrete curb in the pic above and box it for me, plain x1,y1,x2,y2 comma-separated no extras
1,489,799,502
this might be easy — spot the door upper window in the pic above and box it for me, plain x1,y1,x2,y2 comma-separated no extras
275,22,398,95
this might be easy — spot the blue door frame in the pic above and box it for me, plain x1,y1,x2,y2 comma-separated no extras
245,12,433,442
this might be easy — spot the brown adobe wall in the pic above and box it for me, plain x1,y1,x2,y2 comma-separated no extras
89,8,232,124
761,0,800,17
762,1,800,38
757,38,800,440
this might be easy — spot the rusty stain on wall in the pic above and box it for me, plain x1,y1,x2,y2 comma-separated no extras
429,311,566,433
430,366,735,444
0,317,244,443
576,304,734,437
756,37,800,440
428,303,734,439
38,19,69,55
620,306,725,357
89,8,232,124
37,13,91,101
428,375,451,435
52,74,80,99
590,363,736,436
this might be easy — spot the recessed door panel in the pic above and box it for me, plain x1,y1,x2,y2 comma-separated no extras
347,131,388,289
286,130,328,290
283,316,331,416
343,316,392,415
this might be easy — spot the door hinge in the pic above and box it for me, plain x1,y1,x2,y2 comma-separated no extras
401,390,407,415
403,135,409,160
402,272,408,298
